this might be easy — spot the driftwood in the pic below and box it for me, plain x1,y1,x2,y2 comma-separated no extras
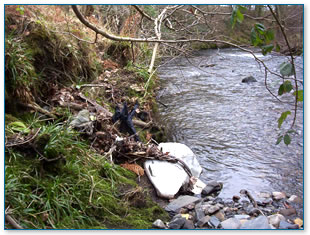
240,189,258,208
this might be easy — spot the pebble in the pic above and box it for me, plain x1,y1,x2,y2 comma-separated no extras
240,215,271,229
279,208,297,217
209,216,221,228
152,219,166,229
293,218,303,228
182,220,195,229
168,216,186,229
196,216,211,228
267,214,285,228
221,217,241,229
232,195,240,202
288,195,303,204
214,211,225,221
272,192,286,200
278,220,298,229
201,181,223,196
206,205,220,215
234,214,250,220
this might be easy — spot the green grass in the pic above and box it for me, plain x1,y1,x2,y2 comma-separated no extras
5,113,169,229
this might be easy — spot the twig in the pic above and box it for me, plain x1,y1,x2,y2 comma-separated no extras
21,102,57,119
5,214,23,229
89,175,94,204
5,127,42,148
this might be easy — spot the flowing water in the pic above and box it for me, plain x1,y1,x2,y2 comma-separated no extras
157,48,303,200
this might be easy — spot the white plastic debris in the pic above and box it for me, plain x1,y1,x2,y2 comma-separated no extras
144,142,203,199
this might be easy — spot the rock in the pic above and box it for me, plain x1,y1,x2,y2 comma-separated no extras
221,218,241,229
214,211,225,222
294,218,303,228
194,202,206,222
168,216,186,229
279,220,299,229
262,198,273,206
152,219,166,229
267,214,286,228
186,203,195,210
242,76,257,83
209,216,221,228
196,216,211,228
179,208,188,214
205,205,221,215
279,208,297,217
272,192,286,200
234,214,250,220
259,192,271,198
232,195,240,202
288,195,303,204
165,195,201,213
201,181,223,196
240,215,272,229
182,220,195,229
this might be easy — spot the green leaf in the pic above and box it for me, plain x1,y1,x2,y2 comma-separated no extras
278,84,284,96
279,62,294,77
276,135,283,145
283,80,293,93
8,121,30,133
230,10,237,29
278,111,291,129
275,44,281,52
293,90,303,102
236,9,244,23
250,28,258,46
261,44,274,55
255,23,265,34
265,29,275,42
284,134,291,145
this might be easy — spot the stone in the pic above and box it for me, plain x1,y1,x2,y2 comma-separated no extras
179,208,188,214
288,195,303,204
209,216,221,228
259,192,271,198
262,198,273,206
206,205,221,215
196,216,211,228
279,220,298,229
240,216,272,229
267,214,286,228
168,216,186,229
165,195,201,213
194,202,206,222
242,76,257,83
214,211,225,222
182,220,195,229
152,219,166,229
272,192,286,200
201,181,223,196
279,208,297,217
221,218,241,229
232,195,240,202
186,203,195,210
234,214,250,220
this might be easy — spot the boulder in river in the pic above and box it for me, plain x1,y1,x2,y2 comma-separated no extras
201,181,223,196
242,76,257,83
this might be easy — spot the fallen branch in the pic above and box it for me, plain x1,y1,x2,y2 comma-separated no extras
240,189,258,208
21,102,57,119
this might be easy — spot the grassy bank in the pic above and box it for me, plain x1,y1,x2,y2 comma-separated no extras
5,5,169,229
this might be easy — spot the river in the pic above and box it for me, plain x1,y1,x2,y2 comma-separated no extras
157,48,303,200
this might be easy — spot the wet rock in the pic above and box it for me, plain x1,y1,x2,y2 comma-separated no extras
240,215,271,229
288,195,303,204
232,195,240,202
152,219,166,229
279,208,297,217
221,217,241,229
205,204,221,215
242,76,257,83
267,214,285,228
279,220,298,229
234,214,250,220
259,192,271,198
194,202,205,222
182,220,195,229
272,192,286,200
196,216,211,228
209,216,221,228
201,181,223,196
165,195,201,213
214,211,225,222
168,215,186,229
